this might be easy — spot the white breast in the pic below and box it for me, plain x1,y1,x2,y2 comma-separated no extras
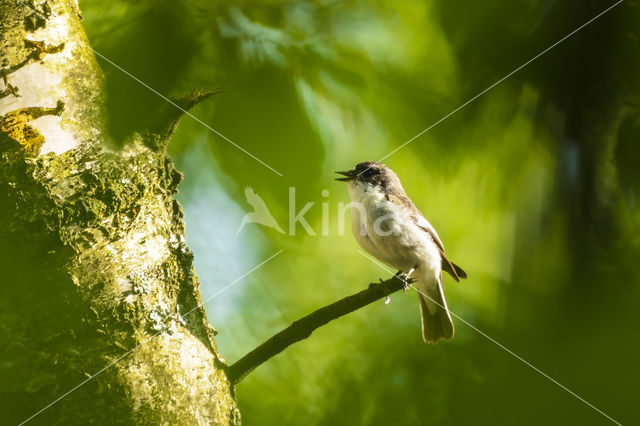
347,181,384,258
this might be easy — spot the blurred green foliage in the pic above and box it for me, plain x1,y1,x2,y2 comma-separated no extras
83,0,639,424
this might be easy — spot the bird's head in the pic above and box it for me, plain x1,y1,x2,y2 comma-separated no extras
335,161,403,194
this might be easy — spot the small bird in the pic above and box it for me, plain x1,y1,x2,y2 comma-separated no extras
236,187,285,235
336,161,466,343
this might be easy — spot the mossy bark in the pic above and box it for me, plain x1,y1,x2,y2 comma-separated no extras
0,1,238,424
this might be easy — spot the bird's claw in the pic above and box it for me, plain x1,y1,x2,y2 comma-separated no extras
392,271,414,293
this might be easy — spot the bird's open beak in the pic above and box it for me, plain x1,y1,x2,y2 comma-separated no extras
335,169,356,182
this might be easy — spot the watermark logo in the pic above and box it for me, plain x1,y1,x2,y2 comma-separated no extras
237,187,407,237
236,187,285,235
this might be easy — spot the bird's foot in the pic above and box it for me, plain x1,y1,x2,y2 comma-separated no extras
393,270,414,292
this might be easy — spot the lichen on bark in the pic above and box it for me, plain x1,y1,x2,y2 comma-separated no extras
0,1,238,424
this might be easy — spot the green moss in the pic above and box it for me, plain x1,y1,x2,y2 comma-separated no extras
1,138,238,423
1,2,236,423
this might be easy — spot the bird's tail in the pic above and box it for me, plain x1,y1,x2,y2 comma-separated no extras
416,275,454,344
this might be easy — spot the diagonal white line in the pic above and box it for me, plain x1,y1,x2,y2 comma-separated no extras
17,348,135,426
18,250,283,425
200,250,284,303
13,0,283,177
373,0,624,167
356,249,622,425
90,50,283,177
425,291,622,426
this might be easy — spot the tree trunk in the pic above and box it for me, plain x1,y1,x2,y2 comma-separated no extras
0,1,238,424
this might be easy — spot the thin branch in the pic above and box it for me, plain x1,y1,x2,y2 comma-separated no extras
226,275,407,385
143,88,225,149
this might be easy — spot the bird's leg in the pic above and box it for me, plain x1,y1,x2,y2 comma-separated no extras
402,266,416,292
392,267,415,292
405,267,416,280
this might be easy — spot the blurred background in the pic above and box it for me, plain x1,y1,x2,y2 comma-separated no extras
82,0,639,424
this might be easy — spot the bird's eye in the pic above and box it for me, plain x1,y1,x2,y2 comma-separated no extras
355,163,380,179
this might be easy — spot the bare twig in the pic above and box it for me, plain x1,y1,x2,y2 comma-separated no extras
226,275,406,385
144,88,225,149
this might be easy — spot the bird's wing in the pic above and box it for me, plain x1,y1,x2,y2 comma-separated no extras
414,214,445,252
385,192,466,281
385,192,445,250
387,194,467,282
415,216,467,282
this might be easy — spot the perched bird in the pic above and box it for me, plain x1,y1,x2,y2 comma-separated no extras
336,161,466,343
236,187,285,235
